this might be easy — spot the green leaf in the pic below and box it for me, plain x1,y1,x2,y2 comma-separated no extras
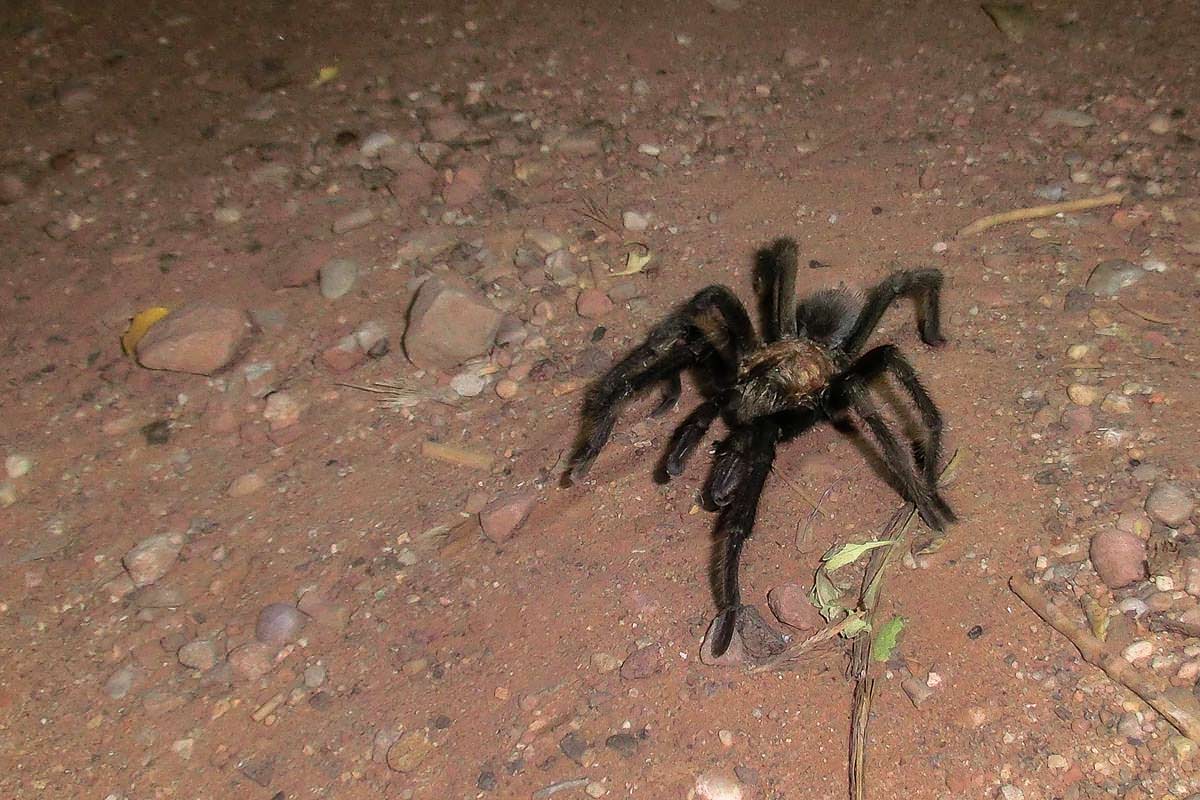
822,540,893,572
841,615,870,638
870,616,907,662
809,569,845,622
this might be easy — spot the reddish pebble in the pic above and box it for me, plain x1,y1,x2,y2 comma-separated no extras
495,378,519,399
1089,529,1146,589
576,289,614,319
479,492,537,543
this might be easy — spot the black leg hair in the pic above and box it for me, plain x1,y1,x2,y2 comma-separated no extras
838,345,947,490
770,238,799,341
824,376,954,531
663,400,721,478
709,420,780,657
649,374,683,418
841,269,946,357
566,286,758,484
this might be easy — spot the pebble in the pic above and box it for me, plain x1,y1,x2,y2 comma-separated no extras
1145,481,1194,528
576,289,614,319
360,132,397,157
605,733,638,757
304,664,327,688
353,320,389,355
622,210,650,231
0,482,16,508
319,259,358,299
404,275,503,371
998,785,1024,800
1060,405,1093,435
585,783,607,798
559,731,588,764
479,492,537,543
332,207,376,234
1041,108,1098,128
263,391,301,430
426,113,469,142
444,165,486,207
321,335,365,372
1147,114,1171,135
103,665,136,699
1085,259,1142,297
1089,530,1146,588
178,640,220,671
1122,640,1154,663
228,471,266,497
1067,384,1102,406
123,533,184,587
136,304,250,375
387,731,434,772
255,603,308,645
450,371,487,398
229,641,278,680
0,171,28,204
767,583,824,631
693,772,743,800
525,229,564,254
1184,558,1200,597
591,652,621,673
620,645,661,680
213,206,242,224
494,378,519,399
4,454,31,479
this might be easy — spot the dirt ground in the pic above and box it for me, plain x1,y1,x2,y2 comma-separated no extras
2,0,1199,798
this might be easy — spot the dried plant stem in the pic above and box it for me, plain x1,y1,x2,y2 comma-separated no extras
956,192,1124,237
748,615,860,673
1010,576,1200,742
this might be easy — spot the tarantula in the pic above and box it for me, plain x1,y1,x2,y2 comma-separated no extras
565,237,956,657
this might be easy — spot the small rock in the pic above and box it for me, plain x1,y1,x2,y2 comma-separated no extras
495,379,519,399
1041,108,1098,128
1183,558,1200,597
228,641,278,680
263,391,301,430
137,304,250,375
591,652,621,673
1122,640,1154,663
605,733,638,757
332,207,376,234
1060,405,1093,435
0,481,16,508
0,171,29,204
304,664,327,688
123,533,184,587
213,206,242,224
178,640,220,671
479,492,537,543
620,645,661,680
228,471,266,497
360,132,398,157
901,676,934,707
426,113,469,142
585,782,607,798
255,603,308,645
319,259,358,299
525,229,564,254
387,731,434,773
693,771,742,800
354,320,389,354
450,371,488,398
1147,114,1171,135
997,785,1024,800
404,275,503,371
5,454,33,479
1145,481,1194,528
1086,259,1142,297
103,665,136,699
444,165,486,207
321,335,366,372
576,289,614,319
1089,530,1146,589
767,583,823,631
559,731,588,764
1067,384,1102,406
622,210,650,231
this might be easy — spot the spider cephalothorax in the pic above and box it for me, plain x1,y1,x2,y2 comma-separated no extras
565,237,956,657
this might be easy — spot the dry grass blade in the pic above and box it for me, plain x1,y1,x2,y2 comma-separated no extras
848,448,960,800
748,615,860,673
956,192,1124,237
336,379,460,410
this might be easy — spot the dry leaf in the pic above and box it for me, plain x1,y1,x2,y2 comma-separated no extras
121,307,171,355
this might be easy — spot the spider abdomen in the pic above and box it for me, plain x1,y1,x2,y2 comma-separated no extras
735,340,835,422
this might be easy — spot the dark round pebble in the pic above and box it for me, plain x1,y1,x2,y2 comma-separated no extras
605,732,639,757
967,625,984,640
142,419,171,445
477,770,497,791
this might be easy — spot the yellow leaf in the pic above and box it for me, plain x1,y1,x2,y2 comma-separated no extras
121,307,170,355
611,246,652,276
311,65,339,87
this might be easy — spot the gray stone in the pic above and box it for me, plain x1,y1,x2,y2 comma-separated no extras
1086,259,1142,297
319,259,359,299
1146,481,1194,528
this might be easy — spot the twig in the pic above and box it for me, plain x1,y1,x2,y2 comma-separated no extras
956,192,1125,237
1116,301,1179,326
748,615,860,673
1010,575,1200,742
847,448,960,800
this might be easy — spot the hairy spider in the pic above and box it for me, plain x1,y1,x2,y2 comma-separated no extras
565,238,956,657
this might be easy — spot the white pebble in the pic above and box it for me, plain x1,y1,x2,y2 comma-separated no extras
4,454,32,479
1122,640,1154,663
622,210,650,231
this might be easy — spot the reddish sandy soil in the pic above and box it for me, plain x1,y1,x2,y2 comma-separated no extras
2,1,1199,799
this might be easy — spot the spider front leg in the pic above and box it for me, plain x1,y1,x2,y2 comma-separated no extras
708,421,780,657
841,268,947,356
566,285,758,485
824,375,955,531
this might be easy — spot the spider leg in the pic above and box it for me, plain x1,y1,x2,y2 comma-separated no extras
649,374,683,418
841,268,946,356
663,399,720,477
841,345,947,490
755,238,800,342
566,286,758,484
709,420,780,657
825,374,955,531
